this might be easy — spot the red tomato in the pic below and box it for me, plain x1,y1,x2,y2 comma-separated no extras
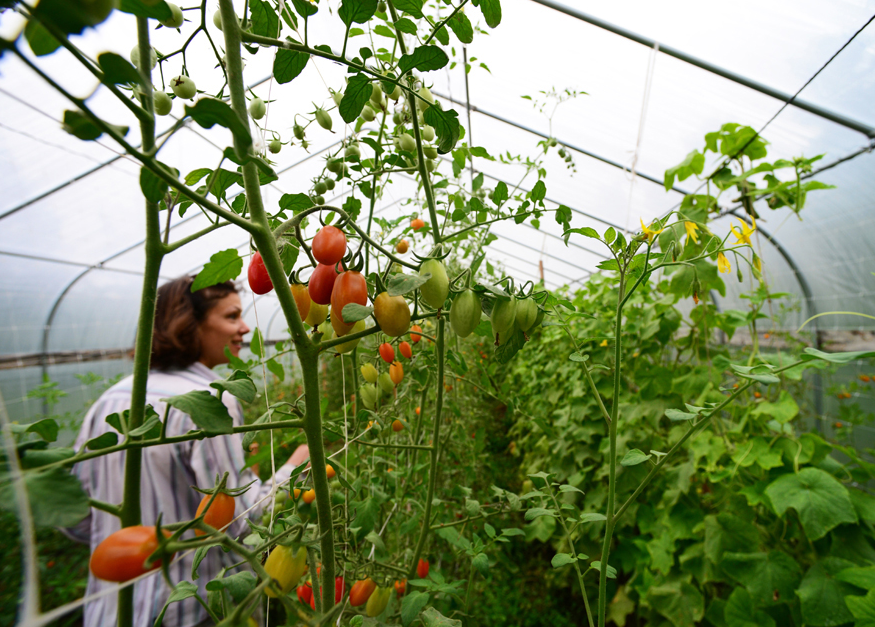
399,341,413,359
394,579,406,597
330,271,368,332
410,325,423,344
297,581,313,605
89,526,172,582
379,343,395,363
194,492,235,536
309,263,342,305
248,252,273,295
349,578,377,607
310,575,345,609
417,558,429,579
312,225,347,265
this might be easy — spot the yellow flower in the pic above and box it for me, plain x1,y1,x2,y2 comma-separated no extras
717,252,731,274
639,218,664,242
730,215,756,246
684,221,699,244
600,339,608,347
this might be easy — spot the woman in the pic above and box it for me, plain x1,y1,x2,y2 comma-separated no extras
66,277,307,627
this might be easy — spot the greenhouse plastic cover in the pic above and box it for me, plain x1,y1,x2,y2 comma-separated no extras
1,0,874,424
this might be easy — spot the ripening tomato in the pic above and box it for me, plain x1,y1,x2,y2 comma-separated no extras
349,578,377,607
291,283,311,322
394,579,406,597
302,489,316,504
309,263,342,305
399,341,413,359
310,575,345,609
248,252,273,295
379,343,395,363
366,586,392,617
396,239,409,254
264,545,308,597
90,526,172,582
326,464,336,479
304,302,329,327
410,325,423,343
330,271,368,335
373,291,411,337
417,558,429,579
411,218,425,231
390,361,403,385
312,225,347,265
195,492,235,536
297,581,313,605
392,419,404,432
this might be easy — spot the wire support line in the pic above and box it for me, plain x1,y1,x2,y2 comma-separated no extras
0,250,173,279
529,0,875,138
490,231,594,277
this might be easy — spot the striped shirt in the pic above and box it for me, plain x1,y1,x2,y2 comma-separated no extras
65,362,295,627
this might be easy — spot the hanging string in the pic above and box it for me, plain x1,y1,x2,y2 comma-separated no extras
624,41,659,232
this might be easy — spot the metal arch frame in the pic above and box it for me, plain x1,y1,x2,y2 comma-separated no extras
529,0,875,138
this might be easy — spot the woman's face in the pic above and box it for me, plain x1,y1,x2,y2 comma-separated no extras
198,293,250,369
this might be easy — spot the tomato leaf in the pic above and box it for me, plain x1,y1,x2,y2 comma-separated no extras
273,41,309,84
472,553,489,576
340,73,372,123
97,52,141,85
551,553,577,568
162,390,234,434
524,507,556,521
666,408,697,422
388,272,431,296
342,303,373,322
578,513,607,523
401,591,430,626
495,329,526,364
291,0,317,18
25,418,59,443
620,449,652,466
184,98,252,153
86,432,119,450
478,0,502,28
491,181,508,206
0,467,89,527
279,193,314,214
338,0,377,26
211,370,257,403
119,0,172,21
206,571,257,603
394,17,418,34
448,12,473,43
24,20,61,57
250,328,264,358
249,0,278,37
192,249,243,292
62,110,128,141
801,347,875,364
393,0,424,18
153,581,199,626
590,561,617,579
423,103,460,154
399,45,449,75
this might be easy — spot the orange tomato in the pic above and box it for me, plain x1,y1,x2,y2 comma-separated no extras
302,489,316,504
392,419,404,432
410,325,422,343
390,361,404,385
396,239,409,254
411,218,425,231
195,492,235,536
326,464,336,479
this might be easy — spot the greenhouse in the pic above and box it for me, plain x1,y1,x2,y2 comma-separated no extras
1,0,874,625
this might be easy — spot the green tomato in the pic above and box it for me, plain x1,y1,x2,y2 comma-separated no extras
386,83,402,101
419,259,449,310
417,86,434,111
450,290,482,338
249,97,266,120
293,124,305,140
315,107,332,131
269,139,282,154
213,10,223,30
514,298,538,333
153,92,172,116
398,133,416,153
360,384,377,410
378,373,395,395
361,105,375,122
314,195,325,206
317,319,334,340
421,125,435,142
360,363,379,384
370,83,382,105
314,181,328,195
557,147,566,158
130,45,157,70
336,320,366,354
160,2,184,28
491,296,517,337
392,111,403,125
425,159,435,172
423,146,438,159
324,178,335,191
345,144,360,159
326,158,343,174
332,90,344,106
378,0,387,12
170,75,196,99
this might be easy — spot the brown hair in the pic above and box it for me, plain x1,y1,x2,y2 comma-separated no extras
150,277,238,371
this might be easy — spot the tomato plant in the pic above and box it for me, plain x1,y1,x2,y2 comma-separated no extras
89,526,172,583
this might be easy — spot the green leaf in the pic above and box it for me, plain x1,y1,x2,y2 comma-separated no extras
721,551,802,606
342,196,362,220
342,303,373,322
0,467,89,527
140,166,168,203
191,249,243,292
802,347,875,364
704,514,759,563
339,73,372,123
421,606,461,627
291,0,317,18
590,561,617,579
393,0,424,18
836,566,875,591
394,17,418,34
401,591,429,626
250,327,264,358
531,179,546,202
24,20,61,57
162,390,233,434
492,181,508,206
206,571,257,603
646,580,704,627
797,558,858,626
249,0,278,37
666,408,697,422
765,467,857,541
86,431,119,450
478,0,502,28
338,0,377,26
62,110,128,141
210,370,257,403
399,45,449,75
568,352,589,362
273,42,309,84
494,329,526,364
664,150,705,190
26,418,59,443
119,0,172,20
184,98,251,152
578,513,607,523
472,553,489,576
846,590,875,627
388,272,431,296
524,507,556,521
97,52,140,84
153,581,198,627
448,12,473,43
751,390,799,424
532,418,556,439
279,243,299,275
620,449,651,466
724,587,775,627
551,553,576,568
279,193,314,214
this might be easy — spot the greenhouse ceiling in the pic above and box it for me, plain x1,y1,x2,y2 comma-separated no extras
0,0,874,422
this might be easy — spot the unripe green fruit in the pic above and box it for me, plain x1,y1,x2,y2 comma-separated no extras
249,97,266,120
419,259,449,310
314,195,325,205
378,373,395,394
386,83,402,101
450,290,482,338
326,158,343,174
345,144,360,159
269,139,282,154
398,133,416,152
361,363,379,384
293,124,305,140
423,146,438,159
393,112,403,125
213,10,223,30
324,178,335,191
421,125,435,142
153,92,172,116
378,0,387,12
514,298,538,333
417,86,434,111
370,83,382,105
360,384,377,409
332,90,344,106
425,159,435,172
170,75,196,99
361,105,375,122
314,181,328,195
160,2,184,28
558,148,566,158
130,45,157,70
491,296,517,336
315,107,332,131
317,320,334,340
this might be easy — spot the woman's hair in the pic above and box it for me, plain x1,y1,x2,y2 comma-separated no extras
151,277,238,370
